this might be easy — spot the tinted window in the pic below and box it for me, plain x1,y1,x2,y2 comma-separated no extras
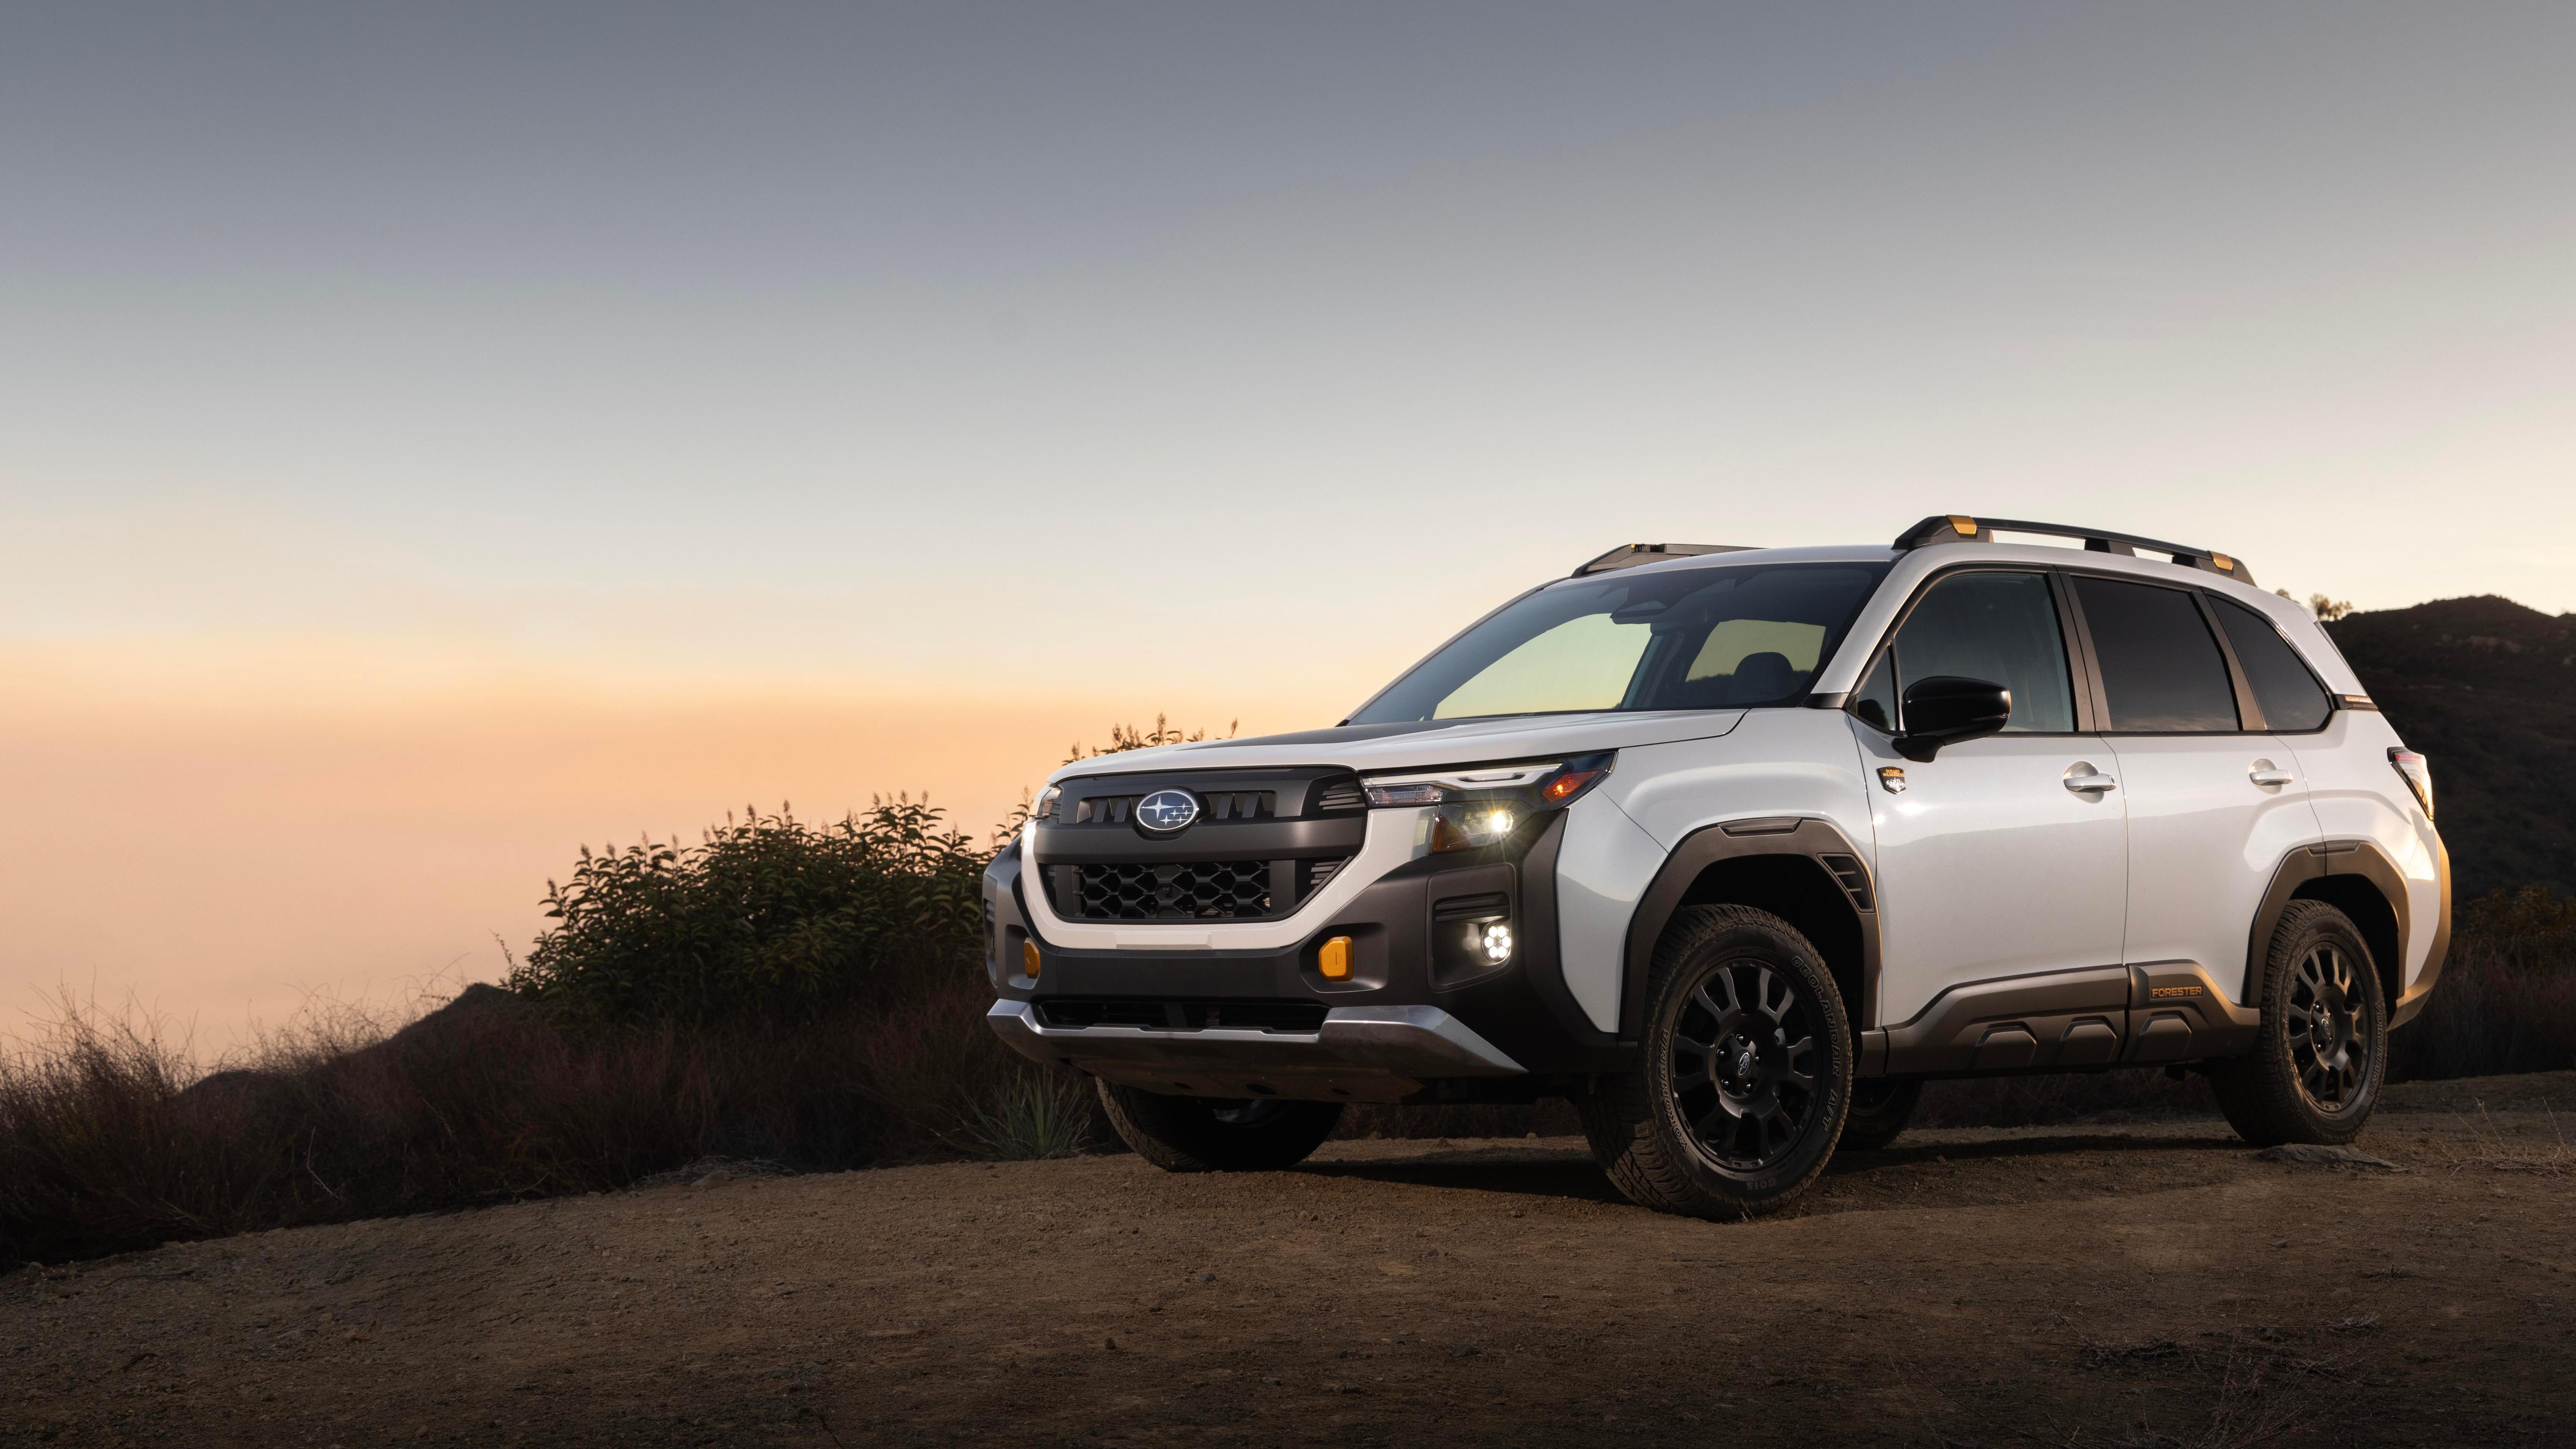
2212,597,2332,731
2073,577,2240,732
1884,571,2074,733
1349,563,1888,723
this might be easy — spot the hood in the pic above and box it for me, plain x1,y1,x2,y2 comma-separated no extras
1043,710,1747,784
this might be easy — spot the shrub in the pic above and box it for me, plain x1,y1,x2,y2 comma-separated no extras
505,798,987,1026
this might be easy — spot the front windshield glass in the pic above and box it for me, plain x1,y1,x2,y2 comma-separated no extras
1348,561,1890,724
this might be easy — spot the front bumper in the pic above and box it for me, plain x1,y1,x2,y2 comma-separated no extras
987,1000,1522,1104
980,810,1625,1102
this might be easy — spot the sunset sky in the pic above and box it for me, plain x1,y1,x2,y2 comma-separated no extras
5,2,2571,1051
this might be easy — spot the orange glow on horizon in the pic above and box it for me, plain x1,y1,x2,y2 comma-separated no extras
0,639,1341,1052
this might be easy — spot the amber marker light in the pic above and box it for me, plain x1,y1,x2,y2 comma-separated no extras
1318,936,1354,980
1542,768,1602,803
1022,940,1041,978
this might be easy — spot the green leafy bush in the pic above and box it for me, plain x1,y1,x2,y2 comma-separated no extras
506,798,987,1025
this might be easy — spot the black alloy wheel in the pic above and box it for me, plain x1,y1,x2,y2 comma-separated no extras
2287,940,2372,1113
1580,904,1853,1218
1669,961,1826,1171
2210,900,2388,1147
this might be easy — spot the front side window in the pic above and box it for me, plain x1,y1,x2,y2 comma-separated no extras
2211,596,2333,732
1349,563,1889,724
2073,576,2241,732
1870,570,2075,733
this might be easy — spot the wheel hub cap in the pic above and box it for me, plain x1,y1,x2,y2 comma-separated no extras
2288,943,2372,1114
1667,961,1823,1174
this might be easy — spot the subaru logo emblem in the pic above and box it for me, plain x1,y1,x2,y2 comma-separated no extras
1134,789,1200,833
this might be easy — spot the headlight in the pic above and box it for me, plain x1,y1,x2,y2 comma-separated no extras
1362,753,1616,853
1032,785,1063,821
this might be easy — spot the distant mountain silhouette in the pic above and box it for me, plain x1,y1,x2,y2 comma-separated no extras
2327,596,2576,901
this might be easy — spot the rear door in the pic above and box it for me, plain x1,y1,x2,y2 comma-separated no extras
2068,575,2325,1005
1854,568,2129,1026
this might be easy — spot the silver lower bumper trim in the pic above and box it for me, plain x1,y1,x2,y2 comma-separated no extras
985,1000,1526,1104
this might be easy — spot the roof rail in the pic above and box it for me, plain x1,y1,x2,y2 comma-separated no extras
1571,543,1759,578
1891,515,2255,587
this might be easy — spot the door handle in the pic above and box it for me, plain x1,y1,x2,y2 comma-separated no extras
2249,760,2295,788
2062,770,2118,793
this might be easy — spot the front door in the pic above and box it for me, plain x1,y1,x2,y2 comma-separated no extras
1852,568,2129,1025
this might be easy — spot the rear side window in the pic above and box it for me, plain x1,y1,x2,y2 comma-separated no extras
2072,577,2241,732
2211,597,2333,732
1881,570,2075,732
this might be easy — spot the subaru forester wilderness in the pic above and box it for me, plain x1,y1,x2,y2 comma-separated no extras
985,516,2450,1217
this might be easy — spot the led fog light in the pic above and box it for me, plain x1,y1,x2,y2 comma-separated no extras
1431,889,1515,981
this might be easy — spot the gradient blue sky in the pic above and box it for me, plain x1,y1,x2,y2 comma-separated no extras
4,3,2570,1044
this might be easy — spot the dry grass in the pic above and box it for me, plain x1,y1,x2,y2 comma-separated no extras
0,963,1069,1264
2071,1328,2345,1449
2413,1101,2575,1177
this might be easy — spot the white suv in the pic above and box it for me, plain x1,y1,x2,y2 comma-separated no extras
985,516,2450,1217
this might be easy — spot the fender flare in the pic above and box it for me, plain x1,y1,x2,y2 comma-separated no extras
2243,838,2426,1012
1616,817,1882,1041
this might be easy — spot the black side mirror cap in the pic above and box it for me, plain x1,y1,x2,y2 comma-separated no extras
1894,676,2012,762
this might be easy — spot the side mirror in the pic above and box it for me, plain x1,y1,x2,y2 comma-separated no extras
1895,676,2012,762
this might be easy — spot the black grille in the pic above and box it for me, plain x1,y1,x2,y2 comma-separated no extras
1036,998,1328,1033
1079,860,1273,919
1060,856,1353,920
1073,790,1274,825
1315,776,1365,812
1074,795,1135,825
1432,891,1510,922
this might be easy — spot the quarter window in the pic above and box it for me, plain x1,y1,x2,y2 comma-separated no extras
1880,571,2075,733
2211,597,2333,732
1852,648,1898,733
2072,577,2241,732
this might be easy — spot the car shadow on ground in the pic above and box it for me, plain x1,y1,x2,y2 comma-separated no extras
1296,1146,1634,1205
1293,1124,2253,1212
1827,1127,2248,1173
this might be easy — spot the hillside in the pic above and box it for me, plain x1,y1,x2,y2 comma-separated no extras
2328,595,2576,900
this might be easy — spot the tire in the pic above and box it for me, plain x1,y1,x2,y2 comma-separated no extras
2208,901,2389,1147
1094,1081,1344,1172
1578,905,1853,1218
1836,1077,1924,1153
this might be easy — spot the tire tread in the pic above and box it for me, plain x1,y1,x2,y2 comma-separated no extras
2208,900,2387,1148
1579,904,1851,1218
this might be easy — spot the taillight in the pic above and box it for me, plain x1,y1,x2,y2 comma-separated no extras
2388,748,2433,820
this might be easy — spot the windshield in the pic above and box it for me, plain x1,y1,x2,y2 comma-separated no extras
1348,561,1890,724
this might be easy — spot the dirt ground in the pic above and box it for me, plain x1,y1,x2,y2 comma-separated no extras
5,1073,2572,1449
